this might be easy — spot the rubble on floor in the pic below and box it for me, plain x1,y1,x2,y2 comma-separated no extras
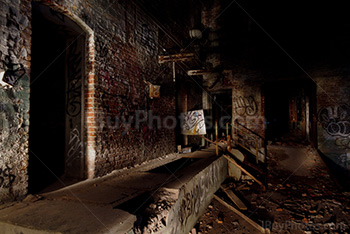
195,198,264,234
193,144,350,234
134,188,179,234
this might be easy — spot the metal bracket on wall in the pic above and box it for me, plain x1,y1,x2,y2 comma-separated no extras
158,53,194,64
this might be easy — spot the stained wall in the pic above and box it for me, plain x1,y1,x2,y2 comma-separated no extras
0,0,183,202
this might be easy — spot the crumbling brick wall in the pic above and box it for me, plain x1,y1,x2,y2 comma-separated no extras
0,0,181,202
0,0,31,202
39,0,178,176
87,1,177,176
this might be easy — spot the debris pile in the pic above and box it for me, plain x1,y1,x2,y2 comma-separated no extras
195,145,350,234
134,188,179,234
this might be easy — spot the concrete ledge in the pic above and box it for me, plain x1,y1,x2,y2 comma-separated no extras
0,222,62,234
0,152,227,234
167,156,227,234
0,200,136,234
141,156,228,234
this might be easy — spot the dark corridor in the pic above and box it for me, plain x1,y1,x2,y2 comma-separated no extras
212,92,232,138
264,80,316,144
28,8,67,193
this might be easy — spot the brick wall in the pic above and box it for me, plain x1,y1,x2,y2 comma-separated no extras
203,69,265,137
232,79,265,139
0,0,31,202
0,0,183,202
41,0,178,176
313,69,350,179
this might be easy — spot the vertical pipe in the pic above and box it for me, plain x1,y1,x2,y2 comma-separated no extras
181,80,188,146
256,139,259,164
215,121,218,156
226,122,229,139
172,61,176,82
306,96,310,141
227,135,231,151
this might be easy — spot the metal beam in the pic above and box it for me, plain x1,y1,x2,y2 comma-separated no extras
158,53,195,64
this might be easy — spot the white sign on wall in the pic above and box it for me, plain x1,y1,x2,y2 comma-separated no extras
181,109,206,135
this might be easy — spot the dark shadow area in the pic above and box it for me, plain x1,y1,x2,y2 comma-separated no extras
148,158,199,174
114,191,154,232
318,150,350,191
114,191,154,215
265,82,290,140
29,7,67,193
212,92,232,138
29,2,86,193
264,80,316,144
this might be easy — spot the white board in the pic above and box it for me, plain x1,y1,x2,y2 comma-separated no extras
181,109,206,135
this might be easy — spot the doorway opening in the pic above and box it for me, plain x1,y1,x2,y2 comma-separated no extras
212,91,232,139
29,3,86,193
264,80,316,145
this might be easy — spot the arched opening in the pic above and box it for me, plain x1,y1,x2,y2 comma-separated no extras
29,3,88,193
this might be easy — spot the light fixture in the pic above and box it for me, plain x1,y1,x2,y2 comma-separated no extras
189,29,202,39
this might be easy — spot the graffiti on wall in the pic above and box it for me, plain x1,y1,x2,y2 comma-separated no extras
318,104,350,170
181,110,206,135
0,165,16,189
65,36,83,178
336,153,350,169
0,101,12,141
233,96,257,116
0,7,27,86
0,51,26,86
335,137,350,149
66,126,83,166
170,158,225,234
66,40,82,117
318,104,350,137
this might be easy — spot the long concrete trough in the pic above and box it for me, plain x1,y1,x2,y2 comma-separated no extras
0,150,227,234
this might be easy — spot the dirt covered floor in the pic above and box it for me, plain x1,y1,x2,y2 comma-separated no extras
194,145,350,234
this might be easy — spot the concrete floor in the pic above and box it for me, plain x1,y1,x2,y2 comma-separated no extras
268,145,323,177
0,154,181,234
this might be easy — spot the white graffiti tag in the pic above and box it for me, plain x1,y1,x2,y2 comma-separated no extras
66,126,83,166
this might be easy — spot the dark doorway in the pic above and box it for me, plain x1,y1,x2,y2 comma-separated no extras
212,92,232,138
29,3,85,193
264,80,316,144
29,7,66,193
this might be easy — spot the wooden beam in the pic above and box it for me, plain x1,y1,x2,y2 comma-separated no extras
214,195,270,234
158,53,195,64
199,135,216,144
220,186,247,210
221,183,235,191
227,148,245,162
187,69,211,76
224,155,266,191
